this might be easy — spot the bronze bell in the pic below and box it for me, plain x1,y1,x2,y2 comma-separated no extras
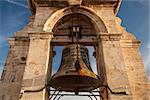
50,44,102,92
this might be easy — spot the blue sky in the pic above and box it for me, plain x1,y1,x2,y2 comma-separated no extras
0,0,149,81
0,0,149,99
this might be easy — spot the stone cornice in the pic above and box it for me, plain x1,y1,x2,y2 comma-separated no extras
98,33,121,41
28,0,121,15
28,32,54,40
8,38,15,46
120,29,141,47
120,39,141,48
8,37,29,46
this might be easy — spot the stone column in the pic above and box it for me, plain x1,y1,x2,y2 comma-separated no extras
120,30,149,100
0,37,29,100
95,45,107,100
97,33,132,100
20,33,53,100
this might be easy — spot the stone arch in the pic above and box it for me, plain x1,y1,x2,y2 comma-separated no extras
43,6,108,34
43,6,108,99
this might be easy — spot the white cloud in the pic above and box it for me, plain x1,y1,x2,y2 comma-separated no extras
0,64,4,79
87,47,98,74
90,59,97,74
0,37,6,43
61,96,93,100
0,37,8,52
50,91,100,100
5,0,29,9
144,43,150,80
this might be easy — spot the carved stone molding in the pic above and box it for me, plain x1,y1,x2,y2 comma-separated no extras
120,40,141,48
28,32,54,40
8,38,15,46
120,27,141,47
98,33,121,41
8,37,29,46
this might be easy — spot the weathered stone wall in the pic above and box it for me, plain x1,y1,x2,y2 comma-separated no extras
0,1,149,100
31,7,59,33
146,82,150,99
89,5,121,34
120,28,149,100
97,33,132,100
20,33,53,100
0,38,29,100
32,5,120,34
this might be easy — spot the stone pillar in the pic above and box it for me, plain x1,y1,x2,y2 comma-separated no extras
97,33,132,100
95,45,107,100
20,33,53,100
120,30,149,100
0,37,29,100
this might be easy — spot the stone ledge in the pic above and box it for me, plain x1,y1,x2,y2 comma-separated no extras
28,32,54,40
120,39,141,48
98,33,121,41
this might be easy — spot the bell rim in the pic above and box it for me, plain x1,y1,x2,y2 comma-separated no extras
49,75,102,92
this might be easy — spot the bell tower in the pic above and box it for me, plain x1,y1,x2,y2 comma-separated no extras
0,0,149,100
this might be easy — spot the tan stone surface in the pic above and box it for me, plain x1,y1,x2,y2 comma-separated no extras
0,0,149,100
20,34,53,100
0,38,29,100
97,35,131,99
120,29,149,100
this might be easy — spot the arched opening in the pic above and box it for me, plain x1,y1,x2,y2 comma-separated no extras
46,7,107,100
43,6,108,34
52,13,97,36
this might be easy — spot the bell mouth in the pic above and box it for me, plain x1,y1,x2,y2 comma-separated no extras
49,75,102,92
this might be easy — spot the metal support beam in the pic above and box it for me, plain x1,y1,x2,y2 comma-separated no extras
47,85,128,100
